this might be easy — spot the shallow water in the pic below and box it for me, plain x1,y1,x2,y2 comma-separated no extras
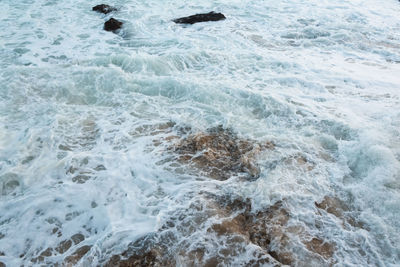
1,0,400,266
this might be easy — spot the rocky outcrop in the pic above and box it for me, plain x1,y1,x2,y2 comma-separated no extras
105,195,336,266
171,125,274,180
315,196,364,229
99,123,337,265
173,12,226,24
104,18,123,32
92,4,117,14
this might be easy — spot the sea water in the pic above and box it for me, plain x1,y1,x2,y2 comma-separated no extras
0,0,400,266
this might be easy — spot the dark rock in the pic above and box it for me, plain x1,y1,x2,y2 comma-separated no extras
92,4,117,14
104,18,123,32
173,11,226,24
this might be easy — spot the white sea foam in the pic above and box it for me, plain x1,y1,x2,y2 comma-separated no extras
1,0,400,265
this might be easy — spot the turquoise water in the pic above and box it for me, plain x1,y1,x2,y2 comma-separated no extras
1,0,400,265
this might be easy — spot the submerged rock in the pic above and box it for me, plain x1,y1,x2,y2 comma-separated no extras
92,4,117,14
28,233,87,264
122,122,272,180
305,238,335,260
315,196,364,229
207,195,336,265
209,196,295,265
64,245,92,265
172,125,274,180
131,122,273,180
173,11,226,24
105,194,336,266
104,18,123,32
107,250,165,267
105,234,173,267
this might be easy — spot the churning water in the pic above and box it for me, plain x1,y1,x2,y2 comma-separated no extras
1,0,400,266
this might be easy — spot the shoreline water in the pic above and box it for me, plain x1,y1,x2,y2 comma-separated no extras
1,0,400,265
